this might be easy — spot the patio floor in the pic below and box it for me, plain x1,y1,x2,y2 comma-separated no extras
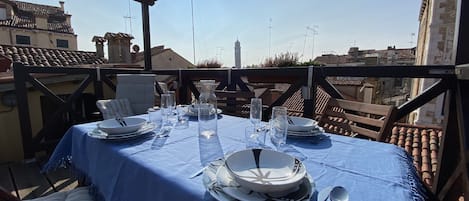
0,160,78,200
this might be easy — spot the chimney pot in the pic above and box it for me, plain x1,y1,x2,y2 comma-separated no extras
59,1,65,11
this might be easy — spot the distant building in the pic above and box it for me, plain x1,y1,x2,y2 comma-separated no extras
132,45,194,69
313,46,416,108
234,40,241,68
314,46,416,66
0,1,104,71
0,1,77,50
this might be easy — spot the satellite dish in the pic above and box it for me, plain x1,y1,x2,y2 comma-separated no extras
132,45,140,53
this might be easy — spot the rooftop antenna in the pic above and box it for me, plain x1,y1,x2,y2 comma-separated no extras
301,31,308,60
409,33,415,47
268,18,272,58
191,0,196,64
307,25,318,61
124,0,135,34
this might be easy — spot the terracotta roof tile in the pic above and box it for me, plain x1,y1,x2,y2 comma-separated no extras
0,44,104,67
282,87,331,118
386,123,442,188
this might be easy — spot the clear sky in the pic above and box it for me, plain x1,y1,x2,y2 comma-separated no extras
28,0,421,67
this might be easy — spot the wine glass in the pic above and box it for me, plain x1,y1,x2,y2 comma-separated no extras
250,98,262,129
270,106,288,151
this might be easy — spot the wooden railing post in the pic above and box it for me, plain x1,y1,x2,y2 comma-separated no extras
93,67,104,100
12,63,34,158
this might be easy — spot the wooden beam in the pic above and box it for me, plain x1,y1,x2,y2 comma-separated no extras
317,76,344,99
27,76,65,105
396,79,449,120
13,63,34,158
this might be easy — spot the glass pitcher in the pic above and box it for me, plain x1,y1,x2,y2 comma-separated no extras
198,80,217,111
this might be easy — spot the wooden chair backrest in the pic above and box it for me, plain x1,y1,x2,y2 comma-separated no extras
215,90,255,117
318,98,397,141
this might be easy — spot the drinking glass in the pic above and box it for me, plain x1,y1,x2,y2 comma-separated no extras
198,103,217,139
270,106,288,150
245,125,266,149
147,107,161,126
250,98,262,129
175,105,189,129
161,93,175,129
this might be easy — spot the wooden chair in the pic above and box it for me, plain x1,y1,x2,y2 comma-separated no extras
96,98,134,119
215,90,255,117
116,74,156,114
318,98,397,142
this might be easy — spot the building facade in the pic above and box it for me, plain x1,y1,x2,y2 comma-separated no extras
0,0,77,50
411,0,456,125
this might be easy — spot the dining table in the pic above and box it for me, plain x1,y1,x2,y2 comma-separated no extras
43,113,429,201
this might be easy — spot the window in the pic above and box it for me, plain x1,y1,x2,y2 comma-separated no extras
56,39,69,48
16,35,31,45
0,6,6,20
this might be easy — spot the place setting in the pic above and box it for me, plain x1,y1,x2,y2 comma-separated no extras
200,101,316,201
286,116,325,138
202,148,315,201
87,116,156,140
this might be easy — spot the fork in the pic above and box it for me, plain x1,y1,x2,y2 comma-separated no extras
287,116,295,125
115,117,125,127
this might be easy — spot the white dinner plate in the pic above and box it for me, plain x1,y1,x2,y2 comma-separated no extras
288,127,324,138
88,122,156,140
203,159,314,201
287,116,318,132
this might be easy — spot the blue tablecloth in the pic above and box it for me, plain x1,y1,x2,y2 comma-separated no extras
43,114,427,201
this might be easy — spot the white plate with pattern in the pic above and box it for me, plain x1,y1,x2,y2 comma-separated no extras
203,159,315,201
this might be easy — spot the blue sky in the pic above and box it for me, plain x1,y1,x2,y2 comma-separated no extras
29,0,421,67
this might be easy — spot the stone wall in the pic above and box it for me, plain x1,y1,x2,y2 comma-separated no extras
411,0,456,125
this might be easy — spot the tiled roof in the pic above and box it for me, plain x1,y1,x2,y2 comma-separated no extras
282,87,331,119
13,1,64,16
386,123,442,187
0,1,73,33
104,32,134,39
0,44,105,67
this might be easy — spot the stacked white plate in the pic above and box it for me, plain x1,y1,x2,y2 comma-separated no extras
203,149,315,201
88,117,155,140
287,116,324,138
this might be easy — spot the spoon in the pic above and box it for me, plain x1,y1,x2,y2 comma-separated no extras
328,186,349,201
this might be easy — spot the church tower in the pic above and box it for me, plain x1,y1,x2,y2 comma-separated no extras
234,40,241,68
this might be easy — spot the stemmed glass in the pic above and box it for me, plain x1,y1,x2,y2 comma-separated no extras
250,98,262,129
270,106,288,151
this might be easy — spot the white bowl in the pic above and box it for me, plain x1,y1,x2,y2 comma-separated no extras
288,116,317,132
98,117,146,135
224,149,307,193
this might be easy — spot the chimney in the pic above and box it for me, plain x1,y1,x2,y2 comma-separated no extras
104,32,134,63
92,36,105,58
59,1,64,11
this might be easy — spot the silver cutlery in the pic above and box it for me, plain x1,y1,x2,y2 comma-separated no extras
115,118,125,127
287,116,295,125
189,166,206,179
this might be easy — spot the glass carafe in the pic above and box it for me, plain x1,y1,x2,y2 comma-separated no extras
198,80,217,110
